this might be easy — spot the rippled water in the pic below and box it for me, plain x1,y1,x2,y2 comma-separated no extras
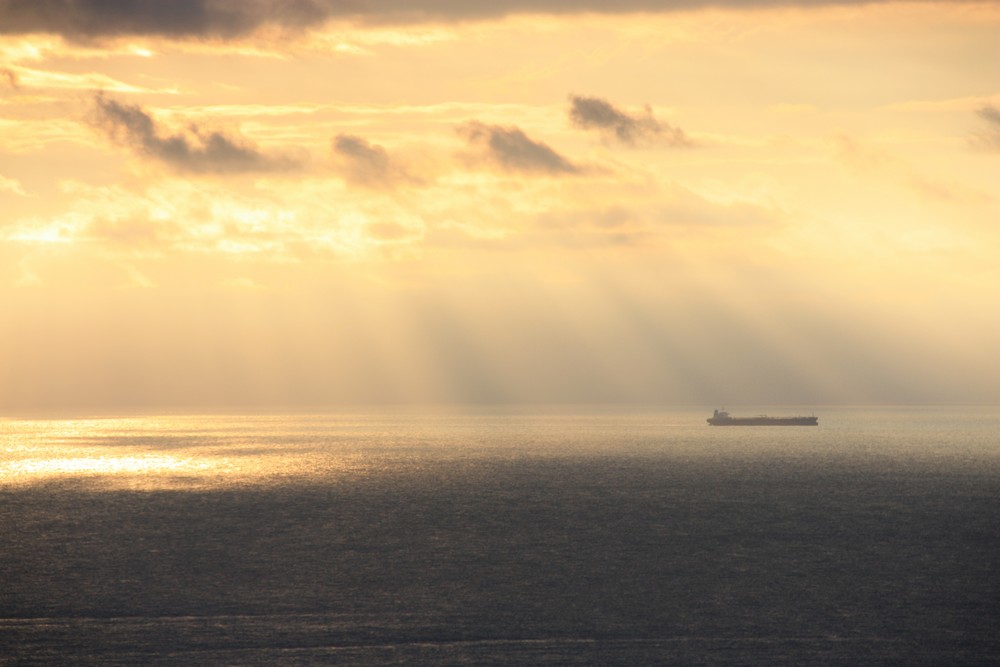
1,407,998,664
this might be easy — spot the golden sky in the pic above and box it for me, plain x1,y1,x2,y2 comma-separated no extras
1,0,999,411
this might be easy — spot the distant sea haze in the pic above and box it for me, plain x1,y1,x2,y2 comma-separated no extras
2,407,998,664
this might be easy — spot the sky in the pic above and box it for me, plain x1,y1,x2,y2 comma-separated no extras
1,0,999,412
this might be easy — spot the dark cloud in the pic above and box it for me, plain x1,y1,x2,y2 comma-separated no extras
976,105,1000,151
569,95,692,146
980,105,1000,125
459,121,580,175
91,93,297,173
0,0,279,41
331,133,419,188
3,0,977,41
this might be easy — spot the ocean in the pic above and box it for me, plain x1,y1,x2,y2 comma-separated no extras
1,406,998,665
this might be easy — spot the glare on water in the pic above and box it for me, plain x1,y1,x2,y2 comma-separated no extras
5,454,210,476
0,414,371,488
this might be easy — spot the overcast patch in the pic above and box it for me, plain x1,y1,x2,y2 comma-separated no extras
91,93,298,174
459,121,580,175
0,0,962,41
0,0,268,41
569,95,692,146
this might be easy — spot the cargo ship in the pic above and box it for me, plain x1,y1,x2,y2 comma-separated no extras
707,409,818,426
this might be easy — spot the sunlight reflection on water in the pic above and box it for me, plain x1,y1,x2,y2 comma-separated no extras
0,414,374,488
0,409,681,489
4,455,213,476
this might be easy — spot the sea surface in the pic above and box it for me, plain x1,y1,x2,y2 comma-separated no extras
1,406,998,665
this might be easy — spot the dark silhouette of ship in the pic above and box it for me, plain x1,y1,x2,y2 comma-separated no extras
707,409,818,426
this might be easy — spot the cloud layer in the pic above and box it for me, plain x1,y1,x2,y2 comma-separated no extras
91,93,297,173
2,0,988,41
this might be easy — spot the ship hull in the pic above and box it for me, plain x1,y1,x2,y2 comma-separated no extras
707,416,818,426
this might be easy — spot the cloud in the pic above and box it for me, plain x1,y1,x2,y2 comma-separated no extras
1,67,19,90
838,133,994,204
977,105,1000,125
331,133,420,188
5,0,976,41
0,0,272,42
975,105,1000,151
569,95,692,146
0,174,28,196
532,190,781,248
534,206,652,247
91,93,298,173
11,65,176,94
459,121,580,175
86,215,183,249
653,189,783,228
